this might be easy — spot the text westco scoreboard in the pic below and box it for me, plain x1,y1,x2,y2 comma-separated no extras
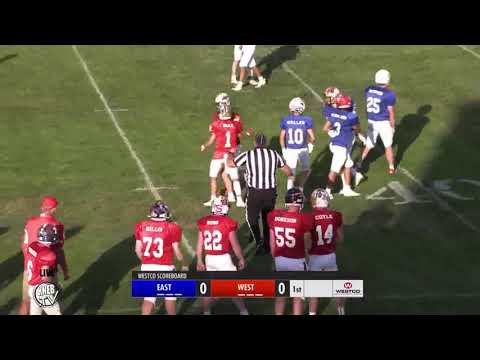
131,272,364,298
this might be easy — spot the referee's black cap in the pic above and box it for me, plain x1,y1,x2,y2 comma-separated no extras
255,133,267,147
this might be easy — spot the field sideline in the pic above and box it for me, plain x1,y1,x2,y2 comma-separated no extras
1,45,480,315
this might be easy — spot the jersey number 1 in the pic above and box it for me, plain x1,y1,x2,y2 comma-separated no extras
225,131,231,148
316,224,333,245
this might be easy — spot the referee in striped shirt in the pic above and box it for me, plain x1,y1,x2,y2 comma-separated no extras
228,133,292,255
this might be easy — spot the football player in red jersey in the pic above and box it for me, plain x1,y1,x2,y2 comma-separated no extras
267,187,313,315
201,93,246,208
196,195,249,315
26,224,66,315
305,188,345,315
18,196,69,315
134,201,189,315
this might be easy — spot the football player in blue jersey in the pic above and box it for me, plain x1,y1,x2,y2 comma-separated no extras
356,69,396,177
323,94,361,198
280,97,316,191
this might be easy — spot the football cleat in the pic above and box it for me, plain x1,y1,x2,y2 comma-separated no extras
355,172,365,187
232,82,243,92
255,77,266,88
248,78,259,86
227,193,236,203
236,198,246,208
388,167,395,175
325,188,334,200
342,188,361,197
203,198,214,207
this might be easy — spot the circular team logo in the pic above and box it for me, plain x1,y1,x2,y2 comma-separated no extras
33,282,60,307
344,282,353,289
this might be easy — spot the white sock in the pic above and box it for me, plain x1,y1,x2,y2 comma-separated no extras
259,76,265,81
389,164,395,170
341,173,346,188
309,312,316,315
240,310,249,315
343,185,352,191
337,307,345,315
287,178,294,190
233,181,242,198
203,311,211,315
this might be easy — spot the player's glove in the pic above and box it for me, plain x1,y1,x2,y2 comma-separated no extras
307,143,314,154
200,144,206,152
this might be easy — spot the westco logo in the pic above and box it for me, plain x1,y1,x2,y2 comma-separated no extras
344,282,353,289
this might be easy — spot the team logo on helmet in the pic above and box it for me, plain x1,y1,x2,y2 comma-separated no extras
324,87,341,106
311,188,330,208
285,187,305,209
289,97,306,114
37,224,59,245
211,195,229,216
215,92,231,120
149,201,171,221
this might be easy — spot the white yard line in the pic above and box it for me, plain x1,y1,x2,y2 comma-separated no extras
457,45,480,60
134,186,179,191
72,45,196,257
281,59,479,234
398,167,479,233
94,108,129,112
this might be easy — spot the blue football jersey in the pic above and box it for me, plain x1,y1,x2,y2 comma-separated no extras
326,109,359,148
280,115,313,149
365,85,396,121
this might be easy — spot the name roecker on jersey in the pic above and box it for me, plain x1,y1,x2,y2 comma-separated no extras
306,208,342,255
210,114,242,159
197,215,238,255
365,85,396,121
267,210,312,259
135,220,182,265
281,115,313,149
326,109,359,148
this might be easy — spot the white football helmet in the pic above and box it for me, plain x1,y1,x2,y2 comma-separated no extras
324,87,340,106
375,69,391,85
215,92,231,120
311,188,330,208
289,97,306,114
211,195,229,216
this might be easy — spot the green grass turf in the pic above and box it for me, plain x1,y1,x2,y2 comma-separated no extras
1,45,479,315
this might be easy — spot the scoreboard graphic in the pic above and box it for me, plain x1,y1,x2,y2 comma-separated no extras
131,272,364,298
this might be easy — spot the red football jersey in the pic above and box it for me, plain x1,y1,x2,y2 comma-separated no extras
197,215,238,255
267,210,313,259
306,208,343,255
209,115,242,159
22,215,64,269
135,220,182,265
26,242,59,286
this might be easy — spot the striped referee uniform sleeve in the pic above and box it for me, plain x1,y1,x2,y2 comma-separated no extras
274,150,285,168
234,151,248,167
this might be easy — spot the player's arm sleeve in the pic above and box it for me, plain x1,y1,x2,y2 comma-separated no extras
171,224,182,243
280,118,286,129
234,152,247,167
306,117,314,129
386,92,396,107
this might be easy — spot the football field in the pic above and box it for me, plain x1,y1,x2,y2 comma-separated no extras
1,45,480,314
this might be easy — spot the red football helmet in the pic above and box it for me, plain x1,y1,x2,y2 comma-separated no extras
336,94,353,109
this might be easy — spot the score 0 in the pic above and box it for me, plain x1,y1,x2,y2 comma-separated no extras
275,280,290,297
196,280,211,297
